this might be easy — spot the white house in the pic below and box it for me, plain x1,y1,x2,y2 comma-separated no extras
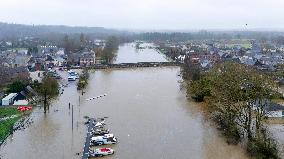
1,93,18,106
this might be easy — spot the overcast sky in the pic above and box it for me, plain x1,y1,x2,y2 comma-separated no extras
0,0,284,30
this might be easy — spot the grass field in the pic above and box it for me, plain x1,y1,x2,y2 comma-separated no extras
0,107,21,142
0,116,21,141
0,107,20,118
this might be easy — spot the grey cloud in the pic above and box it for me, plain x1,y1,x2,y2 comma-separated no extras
0,0,283,30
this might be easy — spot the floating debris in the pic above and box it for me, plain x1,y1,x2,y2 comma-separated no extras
86,93,107,101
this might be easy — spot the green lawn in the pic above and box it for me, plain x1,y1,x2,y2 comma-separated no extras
0,107,21,142
0,107,20,118
0,116,21,141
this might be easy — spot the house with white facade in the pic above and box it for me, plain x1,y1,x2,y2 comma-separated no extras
1,93,17,106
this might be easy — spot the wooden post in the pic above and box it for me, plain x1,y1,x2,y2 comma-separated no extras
72,105,74,130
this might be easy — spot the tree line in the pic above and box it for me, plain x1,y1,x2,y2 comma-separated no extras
3,22,284,45
182,61,281,159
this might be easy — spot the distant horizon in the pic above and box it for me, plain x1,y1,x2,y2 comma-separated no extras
1,0,284,32
2,21,284,33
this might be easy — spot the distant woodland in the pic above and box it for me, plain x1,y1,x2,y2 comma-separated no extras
2,22,284,44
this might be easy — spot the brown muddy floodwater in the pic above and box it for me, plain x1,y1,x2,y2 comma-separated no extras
114,43,168,64
0,67,249,159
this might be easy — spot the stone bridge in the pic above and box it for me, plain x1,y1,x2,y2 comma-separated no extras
72,62,181,69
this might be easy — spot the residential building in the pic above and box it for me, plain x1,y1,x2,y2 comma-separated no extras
1,93,18,106
79,52,95,66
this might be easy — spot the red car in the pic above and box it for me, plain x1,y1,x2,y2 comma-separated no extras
17,106,32,112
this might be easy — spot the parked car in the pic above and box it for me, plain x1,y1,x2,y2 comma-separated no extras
68,76,76,81
68,70,79,79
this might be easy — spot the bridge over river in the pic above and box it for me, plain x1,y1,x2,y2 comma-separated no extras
71,62,181,70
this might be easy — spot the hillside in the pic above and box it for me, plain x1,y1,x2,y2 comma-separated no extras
0,22,127,40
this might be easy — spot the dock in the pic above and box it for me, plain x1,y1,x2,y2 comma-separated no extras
82,118,96,159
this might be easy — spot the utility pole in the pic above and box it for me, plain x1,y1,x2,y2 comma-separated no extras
72,105,74,130
78,95,81,118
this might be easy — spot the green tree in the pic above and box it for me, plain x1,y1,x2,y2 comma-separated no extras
35,77,59,113
101,36,119,64
77,68,89,90
7,80,28,93
27,48,32,56
80,33,85,44
184,62,280,158
63,35,72,54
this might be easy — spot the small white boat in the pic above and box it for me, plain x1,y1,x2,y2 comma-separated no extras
89,148,114,157
91,134,117,146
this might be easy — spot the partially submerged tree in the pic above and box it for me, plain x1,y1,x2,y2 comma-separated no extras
35,77,59,113
101,36,119,64
77,68,89,90
184,62,280,158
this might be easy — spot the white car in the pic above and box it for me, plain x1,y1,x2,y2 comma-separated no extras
91,134,117,146
68,70,79,79
68,76,76,81
89,148,114,157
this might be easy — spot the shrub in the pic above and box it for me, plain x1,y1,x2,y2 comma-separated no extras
247,137,279,159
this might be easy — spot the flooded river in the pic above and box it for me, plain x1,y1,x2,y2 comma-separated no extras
114,43,168,64
0,44,249,159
